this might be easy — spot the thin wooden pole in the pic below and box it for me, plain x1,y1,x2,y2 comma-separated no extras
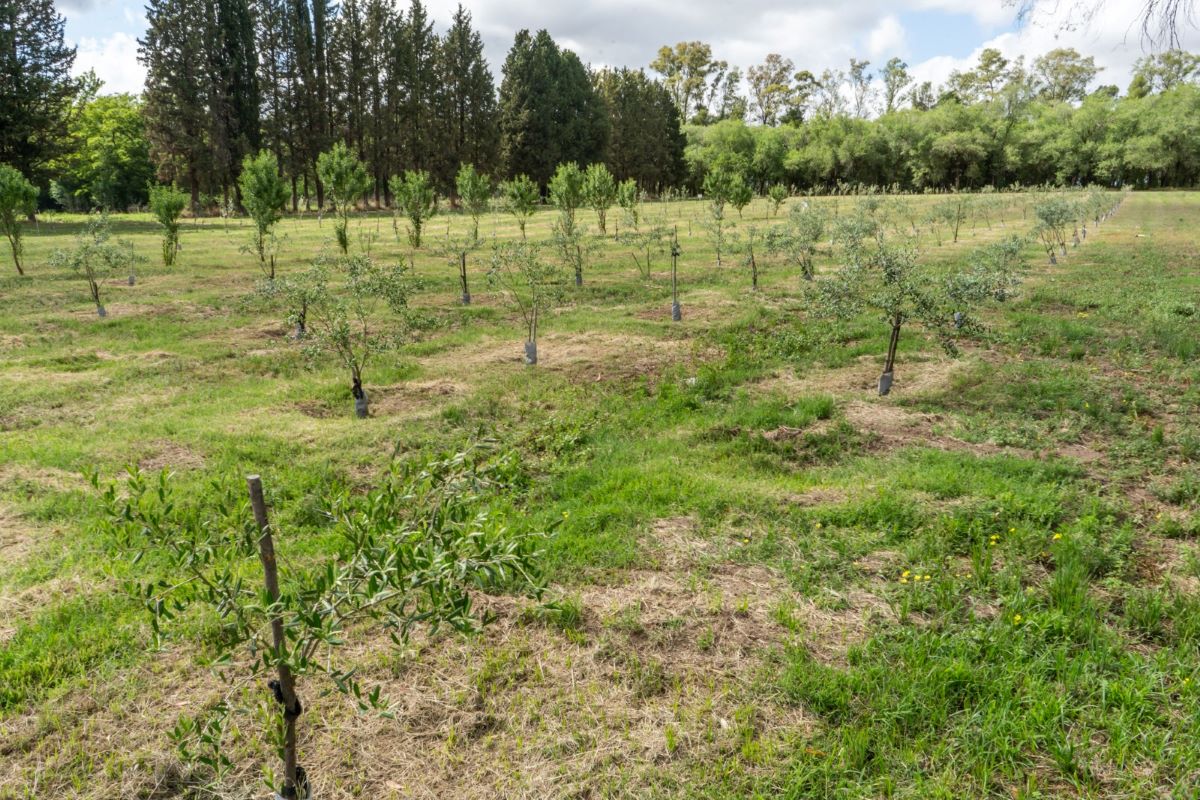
248,475,303,799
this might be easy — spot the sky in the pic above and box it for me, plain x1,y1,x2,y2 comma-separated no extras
59,0,1200,99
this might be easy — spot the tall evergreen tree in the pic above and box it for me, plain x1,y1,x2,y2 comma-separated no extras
0,0,80,187
392,0,439,174
437,5,499,185
209,0,261,201
499,30,607,187
140,0,212,209
596,68,685,191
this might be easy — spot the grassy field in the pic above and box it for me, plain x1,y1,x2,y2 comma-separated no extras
1,191,1199,799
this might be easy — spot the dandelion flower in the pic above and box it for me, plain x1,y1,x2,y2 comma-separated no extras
902,570,911,578
1013,614,1023,624
1052,533,1062,541
924,575,931,581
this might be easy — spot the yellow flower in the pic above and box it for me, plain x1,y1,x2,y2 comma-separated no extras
923,575,931,581
1013,614,1023,624
900,578,909,584
1052,533,1062,541
1008,528,1015,534
902,570,911,578
815,522,823,529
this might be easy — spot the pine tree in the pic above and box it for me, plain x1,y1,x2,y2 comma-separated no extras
0,0,80,187
386,0,438,182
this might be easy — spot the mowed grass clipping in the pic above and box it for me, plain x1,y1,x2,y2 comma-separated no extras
1,192,1199,799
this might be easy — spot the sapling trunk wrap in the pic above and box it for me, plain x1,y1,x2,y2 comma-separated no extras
128,274,136,286
878,371,894,396
524,340,538,366
352,376,368,419
461,292,471,306
672,302,682,322
97,305,107,318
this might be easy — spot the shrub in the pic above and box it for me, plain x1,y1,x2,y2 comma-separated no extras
455,163,492,244
502,174,540,240
583,163,617,234
147,183,188,268
238,151,289,279
316,143,371,254
389,170,437,249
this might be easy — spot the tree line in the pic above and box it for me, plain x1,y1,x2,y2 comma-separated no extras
140,0,687,210
3,0,1200,216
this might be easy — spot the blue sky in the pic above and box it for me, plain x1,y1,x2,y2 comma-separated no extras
58,0,1199,98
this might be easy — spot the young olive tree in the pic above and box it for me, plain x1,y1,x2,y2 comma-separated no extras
148,183,187,268
93,447,546,800
767,184,789,217
455,163,492,244
1034,196,1076,264
583,162,617,235
765,205,826,281
502,174,540,240
239,151,289,280
729,226,763,291
301,252,421,418
389,170,437,249
549,162,589,286
49,213,139,317
0,164,38,276
931,195,971,244
435,228,481,305
549,162,585,238
616,179,640,230
617,222,668,280
256,265,325,339
702,169,734,266
317,143,371,254
487,240,569,366
729,174,754,219
810,215,1009,396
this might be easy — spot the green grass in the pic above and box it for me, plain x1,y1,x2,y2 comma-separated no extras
2,191,1199,798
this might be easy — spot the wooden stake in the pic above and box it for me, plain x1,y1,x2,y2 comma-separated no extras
247,475,303,799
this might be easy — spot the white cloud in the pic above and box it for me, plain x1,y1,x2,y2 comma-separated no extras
59,0,1200,99
73,32,144,95
868,15,909,61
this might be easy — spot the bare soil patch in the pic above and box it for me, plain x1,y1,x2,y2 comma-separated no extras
138,440,207,472
429,331,696,385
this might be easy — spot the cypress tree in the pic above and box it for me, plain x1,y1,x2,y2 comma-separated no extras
214,0,260,201
140,0,212,210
